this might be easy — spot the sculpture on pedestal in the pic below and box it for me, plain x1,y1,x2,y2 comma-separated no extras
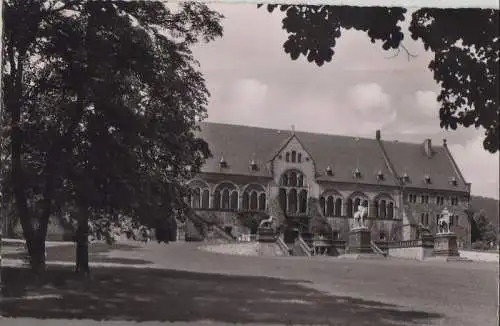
437,208,452,234
353,204,368,229
259,215,277,230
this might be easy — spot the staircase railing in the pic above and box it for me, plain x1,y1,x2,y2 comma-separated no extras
297,234,313,256
370,240,388,257
276,234,291,256
189,211,236,242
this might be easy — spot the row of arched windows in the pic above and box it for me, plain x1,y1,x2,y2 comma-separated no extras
279,170,308,215
319,195,395,219
285,150,303,163
279,188,308,214
187,182,267,212
280,170,306,188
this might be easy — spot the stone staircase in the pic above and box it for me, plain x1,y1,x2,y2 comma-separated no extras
185,210,236,243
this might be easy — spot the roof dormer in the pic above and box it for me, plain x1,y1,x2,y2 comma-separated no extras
424,174,431,184
219,155,227,169
402,171,410,183
249,159,258,172
353,168,362,179
325,165,333,176
450,176,458,186
376,170,384,181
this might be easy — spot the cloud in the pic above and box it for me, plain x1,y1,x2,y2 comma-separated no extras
230,78,269,107
348,83,391,113
415,90,440,118
449,135,499,199
207,78,269,124
345,83,396,132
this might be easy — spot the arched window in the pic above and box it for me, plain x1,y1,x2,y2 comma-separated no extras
282,174,289,187
280,170,307,215
213,191,221,209
387,202,394,219
326,196,334,217
192,188,201,208
250,191,258,210
242,192,249,210
288,189,297,214
354,198,361,212
362,200,369,209
290,172,297,187
335,198,342,216
258,193,266,211
201,189,210,209
320,197,326,216
298,153,302,162
286,152,290,162
373,201,379,218
347,198,353,217
213,182,237,211
222,189,230,209
279,188,287,212
297,174,304,187
230,191,238,210
299,190,307,213
291,151,296,162
379,200,387,219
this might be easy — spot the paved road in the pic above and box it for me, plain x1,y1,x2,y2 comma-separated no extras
2,241,498,326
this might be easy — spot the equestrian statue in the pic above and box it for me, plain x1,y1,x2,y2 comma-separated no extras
437,208,452,234
353,204,368,229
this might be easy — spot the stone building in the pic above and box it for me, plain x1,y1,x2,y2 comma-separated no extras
187,122,472,245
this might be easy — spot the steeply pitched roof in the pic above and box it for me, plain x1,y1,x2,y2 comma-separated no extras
196,122,469,193
381,140,469,193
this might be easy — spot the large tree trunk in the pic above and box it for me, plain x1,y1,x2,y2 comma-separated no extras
6,47,46,273
25,230,47,273
75,208,90,277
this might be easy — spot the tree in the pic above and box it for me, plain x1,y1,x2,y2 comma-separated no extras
2,1,223,274
259,5,499,153
473,210,498,248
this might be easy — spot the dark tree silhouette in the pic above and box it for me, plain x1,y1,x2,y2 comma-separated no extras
2,1,223,274
259,5,499,153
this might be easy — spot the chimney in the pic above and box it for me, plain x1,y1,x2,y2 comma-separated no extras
424,139,432,158
376,130,381,141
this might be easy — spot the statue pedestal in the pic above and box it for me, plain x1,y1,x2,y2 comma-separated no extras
257,227,277,243
347,227,372,254
433,232,460,257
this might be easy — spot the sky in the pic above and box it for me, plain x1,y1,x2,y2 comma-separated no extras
191,4,499,199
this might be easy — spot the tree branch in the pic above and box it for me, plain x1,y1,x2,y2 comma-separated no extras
384,43,418,61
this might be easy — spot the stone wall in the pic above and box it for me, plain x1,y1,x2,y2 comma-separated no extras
388,246,434,260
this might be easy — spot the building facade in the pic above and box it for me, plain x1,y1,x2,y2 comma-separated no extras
187,122,472,246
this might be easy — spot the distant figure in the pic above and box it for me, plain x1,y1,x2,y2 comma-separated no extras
141,226,151,243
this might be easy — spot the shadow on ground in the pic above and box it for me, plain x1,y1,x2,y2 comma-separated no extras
2,242,151,265
1,266,441,325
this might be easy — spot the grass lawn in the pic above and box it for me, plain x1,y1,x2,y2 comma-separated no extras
2,242,152,266
1,265,440,325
